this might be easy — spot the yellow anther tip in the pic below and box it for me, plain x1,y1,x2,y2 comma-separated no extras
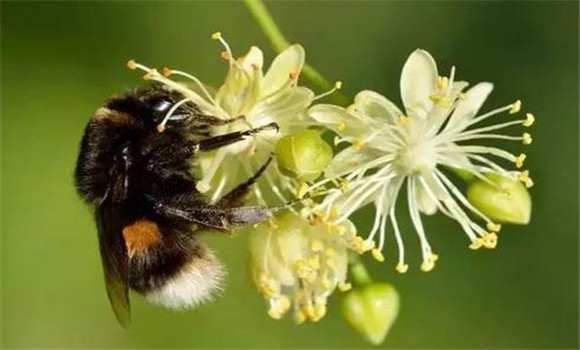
126,59,137,70
524,113,535,127
522,133,533,145
289,71,299,80
156,124,166,133
338,282,352,292
335,81,343,89
396,262,409,274
487,222,502,232
211,31,222,40
510,100,522,114
371,248,385,262
514,153,527,168
469,238,483,250
162,67,172,77
336,121,346,131
420,260,435,272
483,233,498,249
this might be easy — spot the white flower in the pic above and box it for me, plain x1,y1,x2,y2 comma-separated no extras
248,212,358,323
307,49,534,273
127,32,320,205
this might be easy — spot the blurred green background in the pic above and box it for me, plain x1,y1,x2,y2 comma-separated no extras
1,1,578,348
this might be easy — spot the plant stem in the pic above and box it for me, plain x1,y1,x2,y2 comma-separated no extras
243,0,350,106
348,252,372,287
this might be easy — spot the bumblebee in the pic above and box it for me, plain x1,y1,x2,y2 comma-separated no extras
75,85,276,327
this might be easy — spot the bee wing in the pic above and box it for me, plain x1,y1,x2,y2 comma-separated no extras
96,205,131,327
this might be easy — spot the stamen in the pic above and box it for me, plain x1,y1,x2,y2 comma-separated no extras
126,59,138,70
437,76,449,90
161,68,218,105
509,100,522,114
519,170,534,188
371,248,385,262
157,97,193,133
514,153,526,168
338,282,352,292
522,132,533,145
523,113,535,127
313,81,343,101
211,31,234,64
487,222,502,232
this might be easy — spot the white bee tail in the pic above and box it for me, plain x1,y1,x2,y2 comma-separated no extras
145,244,226,309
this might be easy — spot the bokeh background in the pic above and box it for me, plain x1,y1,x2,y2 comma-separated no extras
1,1,578,348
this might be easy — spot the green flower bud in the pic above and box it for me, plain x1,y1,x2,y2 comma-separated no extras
342,283,400,345
275,130,333,182
466,173,532,224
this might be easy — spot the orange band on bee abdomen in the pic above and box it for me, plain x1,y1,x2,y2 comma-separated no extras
94,107,133,125
123,219,162,258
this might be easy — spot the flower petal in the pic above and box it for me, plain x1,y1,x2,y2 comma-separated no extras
447,82,493,131
326,146,383,178
353,90,403,125
308,104,373,140
253,86,314,127
240,46,264,72
262,44,305,96
400,49,438,119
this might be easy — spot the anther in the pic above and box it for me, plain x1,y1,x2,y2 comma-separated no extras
514,153,527,168
522,132,533,145
220,51,232,61
523,113,535,127
396,262,409,274
469,238,484,250
420,259,435,272
334,81,343,89
486,222,502,232
289,71,299,80
156,124,166,133
311,240,324,252
371,248,385,262
482,232,498,249
518,170,534,188
509,100,522,114
338,282,352,292
162,67,173,77
353,140,364,150
126,59,137,70
211,31,222,40
336,121,346,131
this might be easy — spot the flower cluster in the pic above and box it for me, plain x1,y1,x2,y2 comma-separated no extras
127,34,533,326
306,49,534,272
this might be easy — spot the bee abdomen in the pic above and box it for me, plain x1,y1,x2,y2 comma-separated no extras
127,223,226,309
144,245,226,309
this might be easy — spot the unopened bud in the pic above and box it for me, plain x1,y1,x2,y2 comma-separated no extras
341,283,399,345
466,173,531,224
275,130,333,182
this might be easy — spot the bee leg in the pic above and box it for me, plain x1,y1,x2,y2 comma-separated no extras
150,195,272,230
194,122,279,152
217,156,273,207
194,114,246,126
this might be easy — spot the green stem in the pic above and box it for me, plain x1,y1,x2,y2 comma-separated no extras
348,253,372,287
243,0,350,106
